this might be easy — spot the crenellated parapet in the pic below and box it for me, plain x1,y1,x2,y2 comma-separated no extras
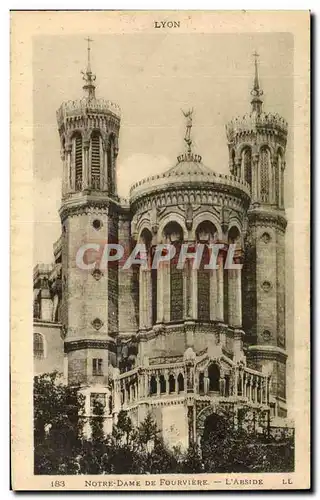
226,112,288,144
56,97,121,130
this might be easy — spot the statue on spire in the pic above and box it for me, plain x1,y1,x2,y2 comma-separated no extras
250,51,263,114
81,37,96,100
182,108,193,153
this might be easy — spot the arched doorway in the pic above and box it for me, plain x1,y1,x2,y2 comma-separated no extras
200,411,233,473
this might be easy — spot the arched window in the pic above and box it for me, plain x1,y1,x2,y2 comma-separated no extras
225,226,242,326
169,374,175,393
139,229,156,327
208,363,220,392
242,147,252,186
151,266,157,325
231,149,236,175
34,333,45,359
164,222,184,322
107,135,114,193
199,372,205,394
196,221,217,321
91,132,101,190
276,149,282,206
260,147,271,203
177,373,184,393
159,375,166,394
225,375,230,397
150,375,157,395
74,133,83,191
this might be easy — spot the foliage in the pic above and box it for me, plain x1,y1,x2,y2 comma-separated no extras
34,371,84,474
34,372,294,475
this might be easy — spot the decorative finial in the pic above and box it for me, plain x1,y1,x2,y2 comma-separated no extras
250,51,263,113
177,108,202,163
182,108,193,153
81,37,96,100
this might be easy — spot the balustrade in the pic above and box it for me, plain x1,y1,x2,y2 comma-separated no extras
113,362,269,409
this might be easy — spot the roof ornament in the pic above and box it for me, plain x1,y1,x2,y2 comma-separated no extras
81,37,96,100
250,51,263,114
177,108,202,163
182,108,194,153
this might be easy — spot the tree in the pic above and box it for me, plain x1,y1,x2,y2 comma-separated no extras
200,405,294,473
179,443,203,473
33,371,84,474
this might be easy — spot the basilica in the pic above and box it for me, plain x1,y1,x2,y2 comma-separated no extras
33,45,288,449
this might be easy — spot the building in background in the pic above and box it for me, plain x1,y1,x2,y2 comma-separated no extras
33,45,289,449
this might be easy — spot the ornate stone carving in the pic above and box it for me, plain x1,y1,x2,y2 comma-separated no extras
91,318,104,330
261,232,271,244
185,203,193,230
92,268,103,281
262,330,272,341
150,206,158,234
261,281,272,292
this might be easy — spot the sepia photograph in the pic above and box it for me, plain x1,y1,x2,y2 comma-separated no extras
11,11,310,490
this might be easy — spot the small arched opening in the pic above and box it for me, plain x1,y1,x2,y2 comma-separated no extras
159,375,166,394
208,363,220,392
150,375,157,396
34,333,45,359
196,221,218,321
163,222,184,322
169,374,175,394
177,373,184,393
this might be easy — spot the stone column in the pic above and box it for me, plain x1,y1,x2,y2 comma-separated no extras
219,376,226,396
83,141,90,189
61,149,67,196
210,267,218,321
157,261,170,323
191,266,198,319
102,139,108,191
184,259,192,319
144,373,149,399
228,266,242,328
236,158,242,179
165,373,169,395
233,369,238,396
65,144,73,191
216,253,224,321
249,377,253,402
204,373,209,395
280,165,285,208
251,154,258,202
139,268,152,330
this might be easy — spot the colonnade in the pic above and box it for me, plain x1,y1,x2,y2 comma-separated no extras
113,363,269,409
138,251,242,330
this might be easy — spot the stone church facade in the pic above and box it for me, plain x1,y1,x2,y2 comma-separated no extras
33,48,288,449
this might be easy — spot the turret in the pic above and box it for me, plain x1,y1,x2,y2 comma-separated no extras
226,53,288,418
57,37,120,201
57,40,120,407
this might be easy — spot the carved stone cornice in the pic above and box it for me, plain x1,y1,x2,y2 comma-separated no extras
131,182,250,213
247,345,287,363
64,338,117,353
247,207,287,232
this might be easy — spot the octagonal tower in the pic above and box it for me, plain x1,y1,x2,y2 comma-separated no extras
226,54,288,417
57,41,121,428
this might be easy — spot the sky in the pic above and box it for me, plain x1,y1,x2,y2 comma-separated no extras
33,32,293,263
33,33,294,414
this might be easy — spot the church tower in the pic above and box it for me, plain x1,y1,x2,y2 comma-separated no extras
56,39,121,416
226,54,288,417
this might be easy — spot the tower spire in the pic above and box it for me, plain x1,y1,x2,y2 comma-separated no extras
81,37,96,100
250,51,263,114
